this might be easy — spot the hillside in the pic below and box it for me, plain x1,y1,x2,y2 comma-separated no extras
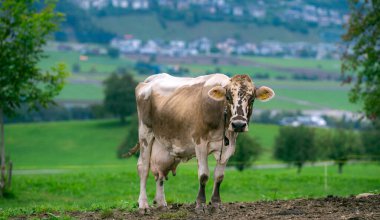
93,14,323,43
54,0,346,44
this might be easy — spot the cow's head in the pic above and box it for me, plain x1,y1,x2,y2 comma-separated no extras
208,74,275,132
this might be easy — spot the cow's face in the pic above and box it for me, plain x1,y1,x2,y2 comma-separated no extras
225,75,275,132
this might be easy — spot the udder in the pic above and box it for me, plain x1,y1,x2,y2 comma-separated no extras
150,140,180,181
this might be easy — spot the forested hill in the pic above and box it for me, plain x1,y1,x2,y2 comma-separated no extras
53,0,349,44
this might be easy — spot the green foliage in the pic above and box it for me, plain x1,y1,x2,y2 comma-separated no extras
55,0,115,43
274,126,317,173
0,0,69,116
228,133,262,171
327,129,363,173
361,123,380,161
103,71,138,123
117,114,139,158
342,0,380,119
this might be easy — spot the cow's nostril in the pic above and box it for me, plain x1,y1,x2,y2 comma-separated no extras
232,121,247,130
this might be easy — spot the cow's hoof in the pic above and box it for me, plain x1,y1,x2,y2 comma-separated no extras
195,203,207,214
138,208,150,215
138,200,150,215
210,203,225,213
153,198,167,209
156,205,168,211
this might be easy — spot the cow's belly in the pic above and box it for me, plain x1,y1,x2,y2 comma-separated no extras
154,137,196,161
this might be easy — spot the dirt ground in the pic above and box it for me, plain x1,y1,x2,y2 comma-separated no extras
29,194,380,220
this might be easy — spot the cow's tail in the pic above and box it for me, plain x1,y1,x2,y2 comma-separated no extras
122,142,140,158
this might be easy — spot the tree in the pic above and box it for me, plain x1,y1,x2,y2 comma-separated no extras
328,129,363,174
274,126,317,173
342,0,380,119
107,47,120,59
361,121,380,161
228,133,262,171
103,71,138,123
0,0,68,196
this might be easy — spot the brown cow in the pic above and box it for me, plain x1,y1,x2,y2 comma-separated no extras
129,73,274,213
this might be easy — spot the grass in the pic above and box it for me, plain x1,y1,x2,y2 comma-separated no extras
1,163,379,218
39,51,134,74
1,120,379,218
57,83,103,101
5,120,279,169
243,56,341,73
5,120,129,168
182,64,292,78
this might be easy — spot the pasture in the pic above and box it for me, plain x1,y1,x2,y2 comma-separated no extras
39,50,359,111
1,120,379,218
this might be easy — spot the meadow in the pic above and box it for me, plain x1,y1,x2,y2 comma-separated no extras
1,120,379,218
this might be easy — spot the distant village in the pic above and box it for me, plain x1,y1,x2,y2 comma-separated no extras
74,0,348,28
109,36,341,59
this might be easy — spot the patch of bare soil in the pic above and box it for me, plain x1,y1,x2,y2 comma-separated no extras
27,195,380,220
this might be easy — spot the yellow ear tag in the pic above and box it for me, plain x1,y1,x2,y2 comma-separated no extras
212,89,224,99
258,91,270,100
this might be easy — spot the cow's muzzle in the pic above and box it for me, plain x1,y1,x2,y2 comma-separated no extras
231,120,247,132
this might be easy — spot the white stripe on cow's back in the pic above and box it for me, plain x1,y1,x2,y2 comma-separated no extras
138,73,230,99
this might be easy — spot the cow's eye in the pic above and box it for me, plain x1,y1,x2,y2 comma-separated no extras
226,92,232,102
249,96,255,104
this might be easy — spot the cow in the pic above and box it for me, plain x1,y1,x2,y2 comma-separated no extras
128,73,275,213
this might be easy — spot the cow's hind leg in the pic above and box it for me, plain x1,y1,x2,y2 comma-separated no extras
195,143,209,213
137,123,154,213
154,178,167,209
210,157,227,212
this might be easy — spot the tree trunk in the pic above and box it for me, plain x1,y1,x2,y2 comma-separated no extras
0,108,5,196
120,115,126,124
338,162,344,174
296,163,303,174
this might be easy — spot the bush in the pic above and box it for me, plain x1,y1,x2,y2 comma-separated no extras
228,133,262,171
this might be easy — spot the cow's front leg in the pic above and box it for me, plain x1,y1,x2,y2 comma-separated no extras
211,161,227,212
195,144,209,213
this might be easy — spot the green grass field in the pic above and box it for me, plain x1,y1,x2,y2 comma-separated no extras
1,120,379,218
5,120,278,168
39,51,134,74
56,83,104,101
1,163,379,218
38,50,360,112
243,56,341,73
182,64,292,78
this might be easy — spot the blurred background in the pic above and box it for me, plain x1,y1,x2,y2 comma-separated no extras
0,0,379,217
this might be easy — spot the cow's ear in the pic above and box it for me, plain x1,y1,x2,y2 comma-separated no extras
208,86,226,101
255,86,275,102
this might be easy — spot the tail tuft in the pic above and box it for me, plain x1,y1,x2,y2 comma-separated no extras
122,142,140,158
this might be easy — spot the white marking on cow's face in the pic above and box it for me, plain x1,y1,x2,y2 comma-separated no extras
226,75,255,132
